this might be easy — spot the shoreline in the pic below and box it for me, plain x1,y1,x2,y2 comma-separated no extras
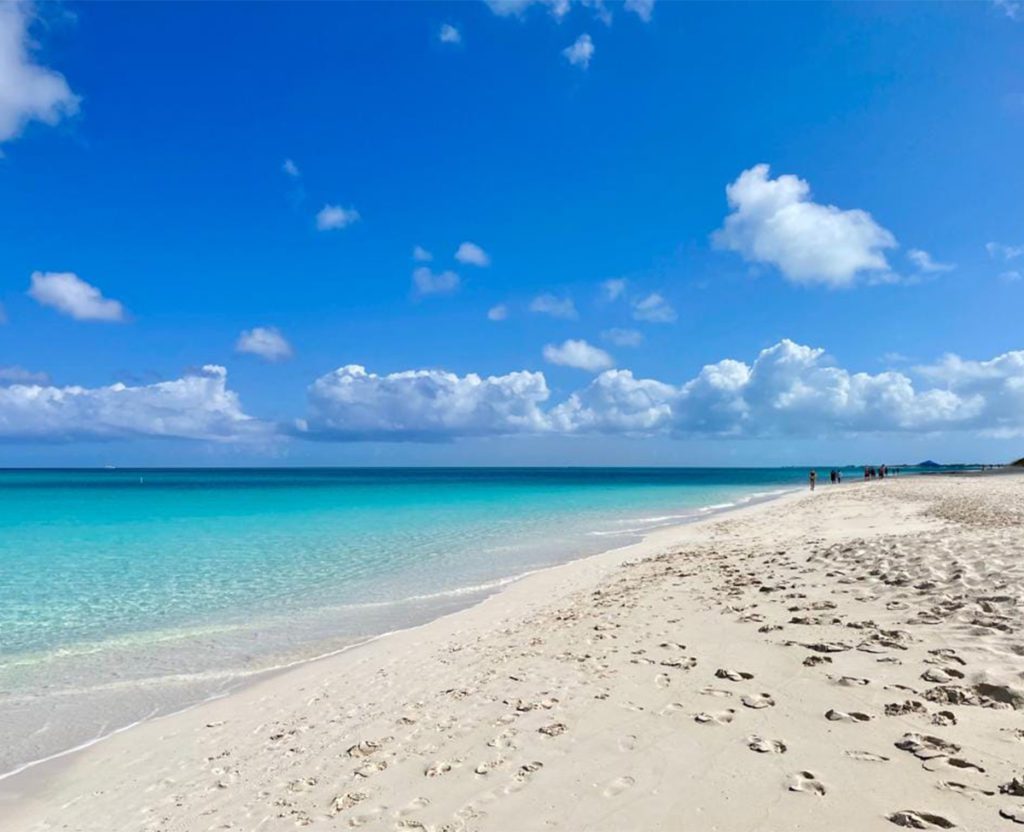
0,482,803,791
8,472,1022,831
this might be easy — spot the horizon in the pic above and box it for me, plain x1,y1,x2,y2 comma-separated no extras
3,1,1023,467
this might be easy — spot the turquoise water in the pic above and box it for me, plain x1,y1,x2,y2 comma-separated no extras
0,467,816,775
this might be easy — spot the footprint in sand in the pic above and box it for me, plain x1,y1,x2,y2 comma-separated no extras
655,673,672,688
747,735,787,754
887,810,956,828
694,709,735,725
715,668,754,682
1000,807,1024,825
395,797,431,817
741,693,775,709
788,771,826,796
844,750,890,762
618,734,638,752
601,775,636,797
825,708,875,723
921,757,985,774
835,676,871,687
937,780,994,797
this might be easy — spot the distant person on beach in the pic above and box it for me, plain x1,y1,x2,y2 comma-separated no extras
809,470,817,491
830,469,837,484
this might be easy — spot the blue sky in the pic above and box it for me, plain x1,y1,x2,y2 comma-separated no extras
1,0,1023,466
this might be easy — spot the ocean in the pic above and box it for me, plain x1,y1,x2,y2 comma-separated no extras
0,466,846,777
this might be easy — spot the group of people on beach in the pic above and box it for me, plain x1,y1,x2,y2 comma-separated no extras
809,465,899,490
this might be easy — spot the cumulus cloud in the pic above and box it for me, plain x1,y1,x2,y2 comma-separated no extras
282,158,300,177
0,365,267,442
413,266,460,296
28,271,126,322
298,365,552,441
543,339,614,372
993,0,1022,21
236,326,293,362
563,33,594,68
412,245,433,262
486,0,572,19
291,340,1024,442
487,303,509,321
713,164,898,288
631,292,676,323
986,241,1024,261
600,278,627,301
0,2,79,144
455,241,490,267
316,204,360,231
529,293,578,319
624,0,655,21
907,249,953,273
602,327,643,347
0,365,49,385
439,23,461,43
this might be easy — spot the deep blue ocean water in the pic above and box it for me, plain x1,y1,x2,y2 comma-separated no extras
0,466,917,776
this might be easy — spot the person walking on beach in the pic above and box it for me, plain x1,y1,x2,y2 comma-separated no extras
809,470,817,491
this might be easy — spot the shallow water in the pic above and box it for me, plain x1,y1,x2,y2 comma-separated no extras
0,466,851,774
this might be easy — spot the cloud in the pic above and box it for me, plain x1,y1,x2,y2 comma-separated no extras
235,326,293,362
316,204,360,231
529,293,578,319
986,241,1024,261
624,0,655,21
602,327,644,347
0,2,79,144
0,365,49,385
0,365,268,442
413,266,460,296
486,0,572,19
487,303,509,321
999,270,1022,283
600,278,627,301
28,271,126,322
993,0,1023,20
563,33,594,68
297,365,552,441
543,339,614,372
439,23,461,43
713,164,897,287
631,292,676,323
291,340,1024,442
412,245,433,262
455,241,490,267
282,158,300,177
907,249,954,274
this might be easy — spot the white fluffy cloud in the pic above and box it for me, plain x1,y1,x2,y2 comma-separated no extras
631,292,676,323
543,339,614,372
907,248,953,273
292,340,1024,441
455,241,490,266
624,0,655,21
412,245,433,262
529,293,577,319
28,272,126,322
602,328,643,347
0,365,267,442
986,241,1024,261
600,278,627,301
413,266,460,296
282,158,300,177
486,0,572,19
439,23,461,44
236,326,293,362
316,204,360,231
563,33,594,68
487,303,509,321
0,365,49,385
298,365,552,440
0,2,79,143
713,164,897,288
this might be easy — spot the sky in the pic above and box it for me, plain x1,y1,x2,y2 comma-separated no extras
1,0,1023,467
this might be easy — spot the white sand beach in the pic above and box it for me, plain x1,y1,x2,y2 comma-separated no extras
4,472,1024,831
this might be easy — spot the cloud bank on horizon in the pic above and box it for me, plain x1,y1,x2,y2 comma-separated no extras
2,340,1023,444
